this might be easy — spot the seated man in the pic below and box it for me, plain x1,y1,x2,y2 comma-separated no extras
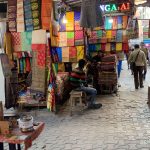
69,59,102,109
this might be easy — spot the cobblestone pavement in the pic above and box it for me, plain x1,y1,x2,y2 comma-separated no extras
28,61,150,150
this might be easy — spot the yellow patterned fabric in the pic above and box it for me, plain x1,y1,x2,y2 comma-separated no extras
105,43,111,52
58,63,65,72
106,30,112,39
76,46,84,61
116,43,122,51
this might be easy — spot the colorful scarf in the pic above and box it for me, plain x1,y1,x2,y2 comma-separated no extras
76,46,84,61
75,31,84,46
117,16,122,29
62,47,69,62
41,0,52,30
66,12,74,31
116,30,123,42
116,43,122,51
67,32,74,46
74,11,82,31
58,32,67,47
69,47,77,62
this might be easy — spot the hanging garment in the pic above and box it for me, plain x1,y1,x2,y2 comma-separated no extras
0,54,15,109
80,0,104,28
4,33,13,60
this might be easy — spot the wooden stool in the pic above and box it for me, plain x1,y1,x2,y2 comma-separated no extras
69,90,86,116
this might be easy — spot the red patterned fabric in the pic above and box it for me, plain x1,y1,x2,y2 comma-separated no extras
11,32,21,52
37,50,46,67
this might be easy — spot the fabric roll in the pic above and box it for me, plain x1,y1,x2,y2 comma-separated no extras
117,16,122,29
105,43,111,52
24,0,33,31
58,32,67,47
112,16,117,29
116,43,122,51
8,0,17,32
122,16,128,29
101,43,106,51
116,30,123,42
62,47,69,62
41,0,52,30
66,12,74,31
76,46,84,61
69,47,77,62
122,30,128,42
17,0,25,32
80,0,104,28
101,55,116,62
21,32,32,51
67,32,74,46
75,30,84,46
11,32,22,52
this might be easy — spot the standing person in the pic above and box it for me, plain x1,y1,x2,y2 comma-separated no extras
69,59,102,109
128,44,147,89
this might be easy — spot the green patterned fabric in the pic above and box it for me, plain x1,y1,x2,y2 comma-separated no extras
21,32,32,51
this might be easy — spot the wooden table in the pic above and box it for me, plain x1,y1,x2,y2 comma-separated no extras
0,122,44,150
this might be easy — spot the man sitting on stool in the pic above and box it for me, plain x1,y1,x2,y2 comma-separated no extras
69,59,102,109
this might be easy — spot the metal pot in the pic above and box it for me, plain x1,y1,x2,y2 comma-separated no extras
17,115,34,132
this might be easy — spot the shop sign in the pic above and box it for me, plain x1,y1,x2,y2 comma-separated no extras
100,3,130,13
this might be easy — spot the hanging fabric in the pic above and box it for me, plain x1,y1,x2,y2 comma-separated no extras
8,0,17,32
17,0,25,32
80,0,104,28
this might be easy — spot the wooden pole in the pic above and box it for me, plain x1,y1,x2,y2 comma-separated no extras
0,101,4,121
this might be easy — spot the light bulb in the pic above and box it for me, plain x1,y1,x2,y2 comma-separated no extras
109,18,113,23
63,18,68,24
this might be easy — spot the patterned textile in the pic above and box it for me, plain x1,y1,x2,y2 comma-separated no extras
74,11,82,31
69,47,77,62
117,16,123,29
31,51,46,93
24,0,33,31
116,30,123,42
58,32,67,47
66,12,74,31
116,43,122,51
101,55,116,62
76,46,84,61
31,0,41,30
98,62,116,72
67,32,74,46
75,31,84,46
21,32,32,51
58,63,65,72
112,30,117,39
62,47,69,62
17,0,25,32
11,32,22,52
41,0,52,30
123,43,129,51
106,30,112,39
51,47,59,62
32,30,46,44
8,0,17,32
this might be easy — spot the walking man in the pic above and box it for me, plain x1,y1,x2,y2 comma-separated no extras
128,44,147,89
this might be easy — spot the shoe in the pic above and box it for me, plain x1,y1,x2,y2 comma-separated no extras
140,86,144,88
88,103,102,109
135,87,138,89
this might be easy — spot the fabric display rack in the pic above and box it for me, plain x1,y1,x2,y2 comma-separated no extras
88,15,129,56
97,55,118,94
